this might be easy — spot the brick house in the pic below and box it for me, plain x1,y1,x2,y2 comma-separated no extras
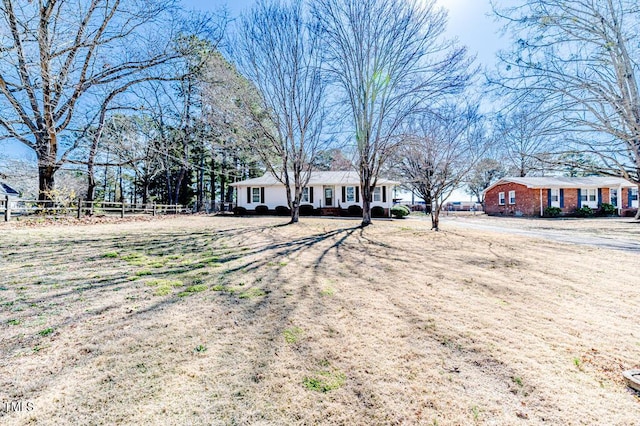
483,177,638,217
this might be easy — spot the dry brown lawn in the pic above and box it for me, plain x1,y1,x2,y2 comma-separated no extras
0,215,639,425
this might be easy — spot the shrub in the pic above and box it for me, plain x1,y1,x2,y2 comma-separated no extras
347,205,363,217
544,206,562,217
233,206,247,215
371,206,385,218
255,205,269,215
299,204,314,216
391,204,410,218
575,205,594,217
599,202,616,216
275,205,291,216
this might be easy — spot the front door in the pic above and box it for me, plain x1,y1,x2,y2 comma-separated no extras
610,188,618,207
324,186,334,207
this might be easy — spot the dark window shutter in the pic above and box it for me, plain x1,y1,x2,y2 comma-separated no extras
629,188,633,207
382,186,387,203
309,187,314,203
560,189,564,208
247,187,251,204
260,187,265,204
356,187,360,203
547,189,551,206
342,186,346,203
597,188,602,206
577,189,582,208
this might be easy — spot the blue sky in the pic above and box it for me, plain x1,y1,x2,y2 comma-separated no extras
181,0,506,67
1,0,506,162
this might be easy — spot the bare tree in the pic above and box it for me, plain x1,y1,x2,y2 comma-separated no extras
466,158,506,207
236,0,327,223
0,0,180,201
396,104,486,230
492,0,640,219
494,100,553,177
312,0,473,226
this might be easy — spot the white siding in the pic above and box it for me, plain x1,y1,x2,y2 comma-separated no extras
235,184,394,210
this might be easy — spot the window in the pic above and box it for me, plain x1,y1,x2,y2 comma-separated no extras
346,186,355,202
301,187,309,203
508,190,516,204
372,187,381,202
632,188,639,201
252,187,261,203
550,189,559,203
581,188,596,203
498,192,505,205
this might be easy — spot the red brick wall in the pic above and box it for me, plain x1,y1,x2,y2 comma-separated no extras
486,185,634,217
485,183,542,216
562,188,579,213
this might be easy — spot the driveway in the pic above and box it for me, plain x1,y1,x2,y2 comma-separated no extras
436,214,640,253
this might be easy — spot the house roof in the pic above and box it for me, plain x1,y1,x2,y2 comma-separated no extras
0,181,20,197
230,171,399,187
484,176,636,194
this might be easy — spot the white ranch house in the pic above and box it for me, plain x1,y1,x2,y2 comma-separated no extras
230,171,399,216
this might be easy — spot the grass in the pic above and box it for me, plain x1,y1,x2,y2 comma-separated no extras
238,288,266,299
283,326,303,344
302,368,346,393
38,327,54,337
0,216,639,425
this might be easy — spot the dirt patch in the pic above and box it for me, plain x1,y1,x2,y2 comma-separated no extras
1,216,639,424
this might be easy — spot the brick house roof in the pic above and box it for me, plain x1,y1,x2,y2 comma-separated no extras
484,176,635,195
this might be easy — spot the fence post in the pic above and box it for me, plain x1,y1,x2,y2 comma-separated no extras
77,198,82,219
4,195,9,222
121,201,125,218
153,203,156,217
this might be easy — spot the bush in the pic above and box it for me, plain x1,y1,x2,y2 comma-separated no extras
544,206,562,217
346,205,363,217
275,205,291,216
599,202,616,216
391,204,410,218
255,205,269,215
233,206,247,216
299,204,314,216
371,206,385,218
575,205,594,217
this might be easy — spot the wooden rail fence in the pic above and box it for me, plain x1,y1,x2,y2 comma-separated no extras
1,196,185,222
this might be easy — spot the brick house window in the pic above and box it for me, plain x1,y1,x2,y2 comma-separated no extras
508,190,516,204
498,192,505,205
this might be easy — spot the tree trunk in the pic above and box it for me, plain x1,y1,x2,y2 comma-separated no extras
290,201,300,224
431,200,440,231
38,165,56,202
87,172,97,204
360,167,373,227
